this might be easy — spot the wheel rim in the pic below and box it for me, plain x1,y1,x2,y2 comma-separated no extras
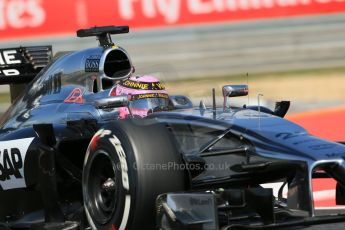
87,151,119,224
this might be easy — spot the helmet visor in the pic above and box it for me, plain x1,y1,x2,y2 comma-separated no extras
129,93,170,111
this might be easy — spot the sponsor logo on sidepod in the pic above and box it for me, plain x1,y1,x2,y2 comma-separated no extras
0,137,34,190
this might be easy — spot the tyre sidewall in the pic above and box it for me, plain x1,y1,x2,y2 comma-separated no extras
83,127,137,230
83,120,186,230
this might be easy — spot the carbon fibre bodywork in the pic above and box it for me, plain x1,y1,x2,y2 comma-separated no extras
0,43,131,226
151,109,345,217
0,26,344,229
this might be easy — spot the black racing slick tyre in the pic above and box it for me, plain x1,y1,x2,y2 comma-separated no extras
82,120,186,230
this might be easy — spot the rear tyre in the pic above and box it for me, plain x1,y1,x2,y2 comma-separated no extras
83,119,186,230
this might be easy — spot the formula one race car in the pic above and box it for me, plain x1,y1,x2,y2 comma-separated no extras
1,26,345,230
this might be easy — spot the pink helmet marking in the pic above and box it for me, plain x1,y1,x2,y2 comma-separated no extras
113,75,169,119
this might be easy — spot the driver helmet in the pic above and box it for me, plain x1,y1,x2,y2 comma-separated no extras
112,75,170,119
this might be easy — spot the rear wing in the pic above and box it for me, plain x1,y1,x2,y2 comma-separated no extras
0,46,52,84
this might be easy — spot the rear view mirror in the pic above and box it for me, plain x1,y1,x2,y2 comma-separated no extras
222,85,248,98
94,95,129,109
222,85,248,111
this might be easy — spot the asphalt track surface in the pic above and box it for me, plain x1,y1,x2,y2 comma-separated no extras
283,107,345,229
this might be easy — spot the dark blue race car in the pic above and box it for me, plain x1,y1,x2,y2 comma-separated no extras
0,26,345,230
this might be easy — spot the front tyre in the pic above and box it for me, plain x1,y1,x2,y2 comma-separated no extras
83,120,186,230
